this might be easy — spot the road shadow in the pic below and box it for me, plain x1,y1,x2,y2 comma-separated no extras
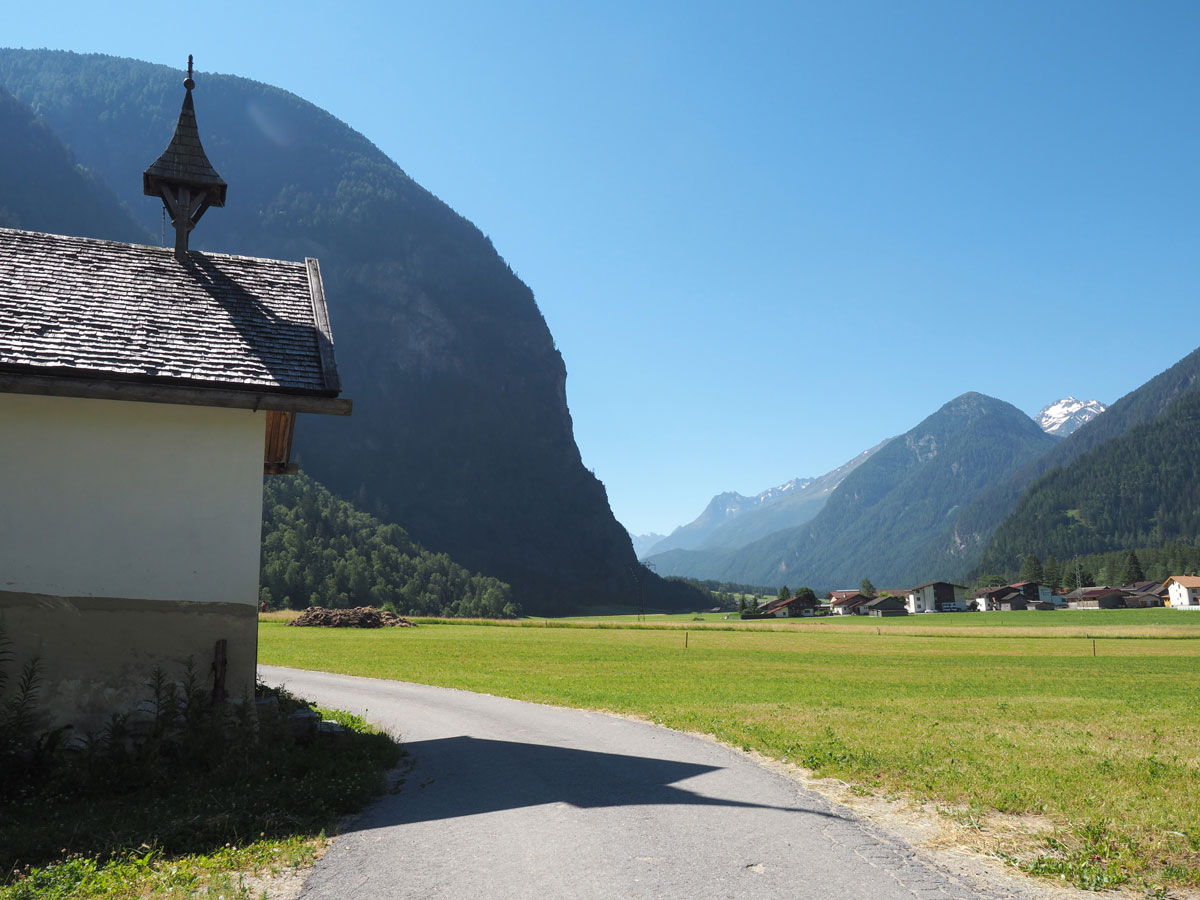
345,735,848,831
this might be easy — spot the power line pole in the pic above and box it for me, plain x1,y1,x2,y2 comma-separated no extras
630,562,655,622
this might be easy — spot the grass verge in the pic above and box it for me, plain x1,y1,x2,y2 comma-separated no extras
260,617,1200,893
0,683,401,900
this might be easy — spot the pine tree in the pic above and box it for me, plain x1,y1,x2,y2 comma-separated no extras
1043,556,1062,591
1119,550,1145,586
860,578,877,599
777,586,791,600
1019,554,1044,584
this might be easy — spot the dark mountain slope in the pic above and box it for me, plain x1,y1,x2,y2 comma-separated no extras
648,393,1057,588
977,386,1200,571
0,49,696,613
0,82,148,241
935,344,1200,575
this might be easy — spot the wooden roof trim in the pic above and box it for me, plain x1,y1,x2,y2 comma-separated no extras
0,371,352,416
306,257,341,393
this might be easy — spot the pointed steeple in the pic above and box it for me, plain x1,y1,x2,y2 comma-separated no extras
143,56,227,261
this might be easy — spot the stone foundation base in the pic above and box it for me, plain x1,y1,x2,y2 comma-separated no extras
0,590,256,736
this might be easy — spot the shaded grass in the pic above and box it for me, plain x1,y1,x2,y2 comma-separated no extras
0,688,401,900
260,620,1200,892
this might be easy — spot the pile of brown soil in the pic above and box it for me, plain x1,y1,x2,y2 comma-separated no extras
287,606,416,628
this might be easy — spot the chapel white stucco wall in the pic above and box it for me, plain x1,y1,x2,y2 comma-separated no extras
0,393,264,606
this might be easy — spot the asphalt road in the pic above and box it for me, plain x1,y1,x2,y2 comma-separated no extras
259,666,1052,900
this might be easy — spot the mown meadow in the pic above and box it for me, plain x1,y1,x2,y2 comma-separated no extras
260,611,1200,893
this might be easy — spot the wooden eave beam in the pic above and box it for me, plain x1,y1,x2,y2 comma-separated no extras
263,409,298,476
0,371,353,416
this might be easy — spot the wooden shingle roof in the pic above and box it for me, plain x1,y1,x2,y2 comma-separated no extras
0,227,349,415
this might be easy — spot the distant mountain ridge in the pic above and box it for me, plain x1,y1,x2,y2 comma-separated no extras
647,393,1057,589
1035,397,1106,436
644,441,889,558
629,532,666,558
645,478,812,557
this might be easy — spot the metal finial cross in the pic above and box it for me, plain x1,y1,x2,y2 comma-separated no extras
184,55,195,91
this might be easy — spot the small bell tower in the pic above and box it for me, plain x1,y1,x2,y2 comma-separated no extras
143,56,227,261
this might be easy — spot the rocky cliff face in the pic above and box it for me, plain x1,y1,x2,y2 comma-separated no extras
0,49,694,613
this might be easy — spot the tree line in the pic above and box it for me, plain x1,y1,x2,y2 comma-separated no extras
261,473,520,618
972,542,1200,593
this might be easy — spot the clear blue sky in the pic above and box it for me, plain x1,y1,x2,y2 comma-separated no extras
8,2,1200,536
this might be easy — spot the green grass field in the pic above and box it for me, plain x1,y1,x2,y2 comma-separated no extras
259,613,1200,892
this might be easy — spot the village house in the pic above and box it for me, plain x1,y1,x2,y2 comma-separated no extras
757,593,821,617
905,581,968,614
828,590,870,616
1127,580,1168,600
1163,576,1200,609
973,585,1027,611
1010,581,1057,606
973,581,1058,611
0,60,350,733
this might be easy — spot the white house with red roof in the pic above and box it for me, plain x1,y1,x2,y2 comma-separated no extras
1164,576,1200,609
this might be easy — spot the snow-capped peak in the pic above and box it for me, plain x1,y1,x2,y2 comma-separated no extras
1035,397,1106,437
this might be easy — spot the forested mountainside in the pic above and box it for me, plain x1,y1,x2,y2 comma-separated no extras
976,386,1200,572
262,474,518,618
648,393,1057,589
935,344,1200,576
0,49,703,614
0,83,148,241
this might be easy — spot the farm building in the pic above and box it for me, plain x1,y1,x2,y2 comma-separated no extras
1065,588,1127,609
864,596,907,617
0,62,350,733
